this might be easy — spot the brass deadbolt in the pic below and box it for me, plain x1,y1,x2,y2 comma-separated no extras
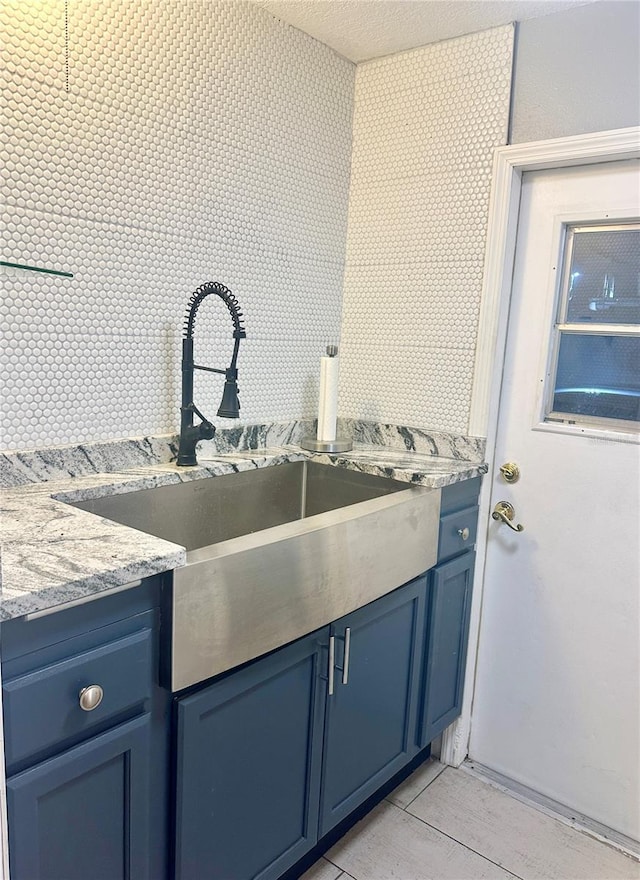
499,462,520,483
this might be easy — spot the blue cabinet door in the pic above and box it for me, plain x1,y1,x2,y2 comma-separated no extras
419,550,475,747
319,576,427,836
175,627,329,880
7,714,154,880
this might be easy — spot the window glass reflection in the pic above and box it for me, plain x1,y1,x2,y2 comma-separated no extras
552,334,640,422
566,228,640,325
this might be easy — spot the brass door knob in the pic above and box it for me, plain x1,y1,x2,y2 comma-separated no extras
492,501,524,532
499,462,520,483
79,685,104,712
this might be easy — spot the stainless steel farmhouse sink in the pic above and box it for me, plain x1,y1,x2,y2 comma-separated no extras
73,461,441,690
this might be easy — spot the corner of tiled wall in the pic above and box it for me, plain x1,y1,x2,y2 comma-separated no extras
1,0,355,450
338,25,514,437
3,5,515,451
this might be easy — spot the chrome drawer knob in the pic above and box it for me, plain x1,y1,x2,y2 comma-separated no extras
79,685,104,712
457,527,470,541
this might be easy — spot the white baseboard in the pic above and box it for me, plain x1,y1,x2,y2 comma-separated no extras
463,760,640,861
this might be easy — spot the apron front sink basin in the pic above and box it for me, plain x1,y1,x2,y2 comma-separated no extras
73,461,441,690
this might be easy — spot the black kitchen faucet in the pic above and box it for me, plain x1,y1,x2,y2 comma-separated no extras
177,281,246,467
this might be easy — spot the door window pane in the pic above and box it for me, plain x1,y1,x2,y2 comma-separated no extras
552,335,640,422
546,221,640,430
565,227,640,325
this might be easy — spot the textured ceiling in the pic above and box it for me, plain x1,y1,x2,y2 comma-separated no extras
253,0,598,63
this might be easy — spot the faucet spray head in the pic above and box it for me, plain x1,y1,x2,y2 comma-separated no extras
217,368,241,418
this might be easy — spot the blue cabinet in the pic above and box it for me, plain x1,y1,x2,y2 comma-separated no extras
417,477,480,748
319,576,426,835
2,579,170,880
174,575,429,878
418,551,475,747
175,627,329,880
7,715,153,880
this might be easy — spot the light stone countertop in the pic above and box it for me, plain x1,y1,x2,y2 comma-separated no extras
0,445,486,622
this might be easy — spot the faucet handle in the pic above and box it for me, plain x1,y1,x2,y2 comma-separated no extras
199,421,216,440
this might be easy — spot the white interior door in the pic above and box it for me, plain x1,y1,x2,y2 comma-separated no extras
469,160,640,843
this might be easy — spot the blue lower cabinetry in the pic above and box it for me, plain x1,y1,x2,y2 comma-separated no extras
173,574,436,878
174,628,329,880
418,551,475,748
319,576,426,836
7,715,153,880
2,579,170,880
2,479,481,880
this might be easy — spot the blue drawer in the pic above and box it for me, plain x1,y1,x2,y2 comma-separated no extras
438,505,478,561
3,627,153,770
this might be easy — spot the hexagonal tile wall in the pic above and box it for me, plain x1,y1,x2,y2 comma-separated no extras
1,0,354,449
3,4,514,451
339,26,514,435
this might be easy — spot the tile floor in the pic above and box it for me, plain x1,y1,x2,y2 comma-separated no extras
302,761,640,880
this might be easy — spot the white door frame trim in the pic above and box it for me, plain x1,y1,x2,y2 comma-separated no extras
440,126,640,767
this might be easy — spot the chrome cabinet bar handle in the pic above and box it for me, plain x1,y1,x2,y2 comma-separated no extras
328,636,336,696
342,627,351,686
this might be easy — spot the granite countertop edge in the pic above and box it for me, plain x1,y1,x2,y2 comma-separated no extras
0,445,486,621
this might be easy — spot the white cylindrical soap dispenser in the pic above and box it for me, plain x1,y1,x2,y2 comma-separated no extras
301,345,352,453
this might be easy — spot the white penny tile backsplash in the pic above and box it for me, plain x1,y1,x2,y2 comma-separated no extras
339,26,514,435
1,0,354,449
2,3,514,450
